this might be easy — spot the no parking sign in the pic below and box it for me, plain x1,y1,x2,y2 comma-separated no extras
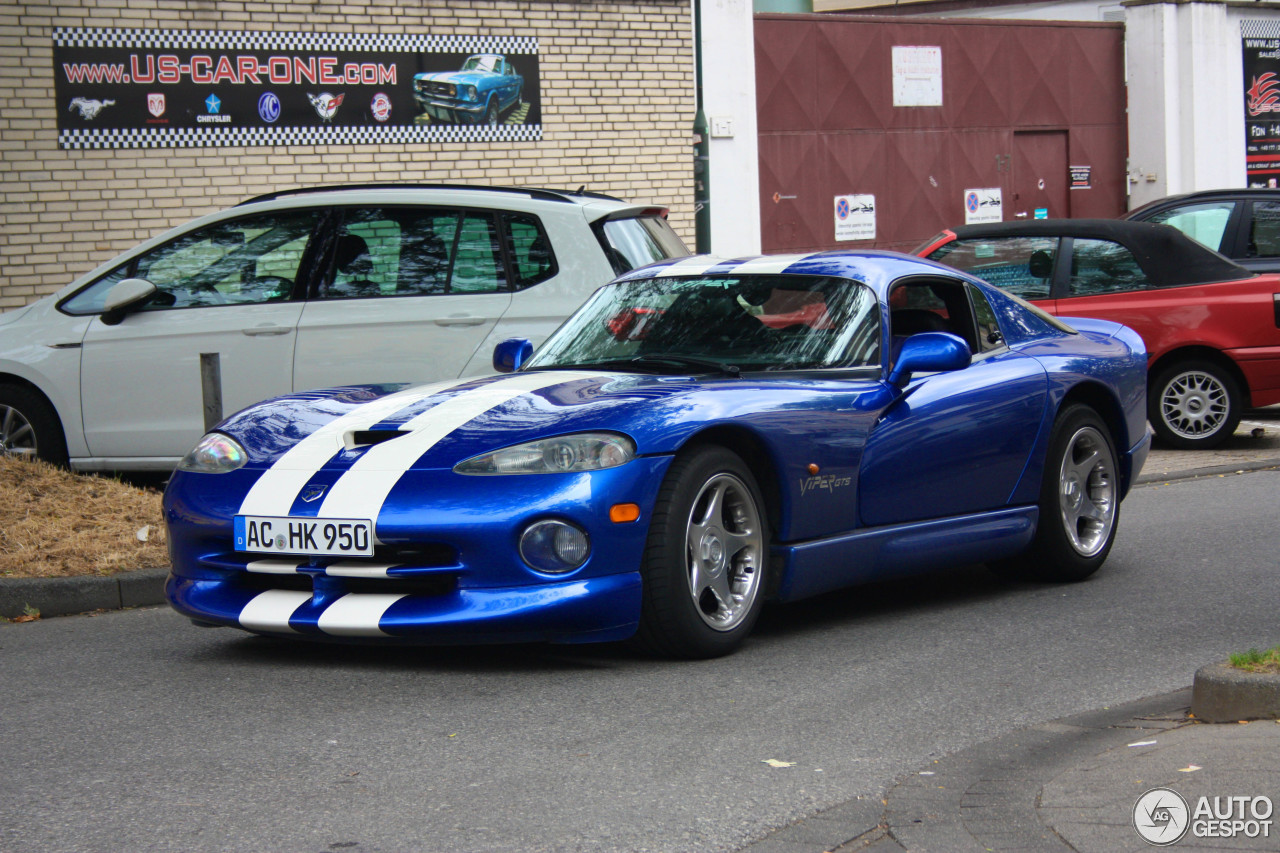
834,194,876,241
963,188,1002,224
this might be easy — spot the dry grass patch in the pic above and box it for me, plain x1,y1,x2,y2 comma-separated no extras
0,456,168,578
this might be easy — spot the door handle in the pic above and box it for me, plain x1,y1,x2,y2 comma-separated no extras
241,325,293,336
435,315,486,327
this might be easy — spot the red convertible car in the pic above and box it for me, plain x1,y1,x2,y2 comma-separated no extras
918,219,1280,448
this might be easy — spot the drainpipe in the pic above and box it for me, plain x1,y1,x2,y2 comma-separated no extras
692,0,711,253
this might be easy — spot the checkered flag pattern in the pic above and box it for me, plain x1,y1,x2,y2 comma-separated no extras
1242,20,1280,39
53,27,538,54
59,124,542,149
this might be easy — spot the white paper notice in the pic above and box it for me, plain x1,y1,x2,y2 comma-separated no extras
892,46,942,107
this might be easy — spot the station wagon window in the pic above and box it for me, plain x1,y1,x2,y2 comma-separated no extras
321,209,506,299
1067,239,1151,296
596,215,691,275
1142,201,1234,253
925,236,1058,300
502,213,556,289
1248,201,1280,258
60,211,320,315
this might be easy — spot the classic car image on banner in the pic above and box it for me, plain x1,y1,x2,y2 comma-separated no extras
53,28,542,148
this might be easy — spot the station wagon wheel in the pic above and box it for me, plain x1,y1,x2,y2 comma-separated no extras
1149,360,1241,449
0,383,69,468
992,404,1117,583
634,446,769,658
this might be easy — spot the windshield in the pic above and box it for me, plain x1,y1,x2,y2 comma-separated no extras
462,55,500,73
525,274,881,373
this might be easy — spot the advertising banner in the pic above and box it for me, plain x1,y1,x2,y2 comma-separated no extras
1242,20,1280,185
54,28,541,148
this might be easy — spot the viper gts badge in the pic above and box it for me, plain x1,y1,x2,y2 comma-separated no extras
300,485,327,503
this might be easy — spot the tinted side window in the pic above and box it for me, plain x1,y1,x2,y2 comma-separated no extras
1068,239,1150,296
503,213,556,289
451,213,506,293
968,285,1004,353
926,237,1058,300
325,209,458,299
64,211,319,314
1143,201,1235,252
1248,201,1280,258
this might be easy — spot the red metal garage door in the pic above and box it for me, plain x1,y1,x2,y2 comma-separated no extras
756,13,1127,254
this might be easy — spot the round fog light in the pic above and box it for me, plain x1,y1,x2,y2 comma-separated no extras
520,520,590,574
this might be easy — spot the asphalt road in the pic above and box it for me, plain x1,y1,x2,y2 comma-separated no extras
2,468,1277,853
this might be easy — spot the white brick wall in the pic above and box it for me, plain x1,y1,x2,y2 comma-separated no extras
0,0,695,308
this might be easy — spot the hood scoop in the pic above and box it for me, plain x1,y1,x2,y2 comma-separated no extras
344,429,409,450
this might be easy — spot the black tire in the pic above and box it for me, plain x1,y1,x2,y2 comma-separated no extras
633,447,770,659
992,404,1118,583
0,383,69,468
485,100,500,127
1148,359,1241,449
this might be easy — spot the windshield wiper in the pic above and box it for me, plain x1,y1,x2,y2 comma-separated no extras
527,355,741,377
629,354,741,376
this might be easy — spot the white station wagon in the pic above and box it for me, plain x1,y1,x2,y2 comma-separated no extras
0,184,688,470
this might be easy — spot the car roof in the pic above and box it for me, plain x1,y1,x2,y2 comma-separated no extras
239,183,624,208
616,249,972,300
1125,187,1280,218
939,218,1251,287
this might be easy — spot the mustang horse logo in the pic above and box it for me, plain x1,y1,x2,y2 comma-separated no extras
68,97,115,120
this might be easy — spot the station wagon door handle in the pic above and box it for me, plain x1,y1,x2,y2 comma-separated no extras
435,315,486,327
241,325,293,336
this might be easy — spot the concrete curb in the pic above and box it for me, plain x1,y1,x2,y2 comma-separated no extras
1191,662,1280,722
1134,456,1280,485
0,567,168,619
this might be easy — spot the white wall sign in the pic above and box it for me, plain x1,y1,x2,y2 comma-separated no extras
834,194,876,241
892,46,942,107
963,188,1002,224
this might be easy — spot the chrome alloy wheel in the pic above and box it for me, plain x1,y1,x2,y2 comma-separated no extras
0,403,37,459
1159,369,1230,440
1057,425,1117,557
685,472,764,631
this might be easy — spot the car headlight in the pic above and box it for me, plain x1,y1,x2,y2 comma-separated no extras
178,433,247,474
453,433,635,475
464,85,477,100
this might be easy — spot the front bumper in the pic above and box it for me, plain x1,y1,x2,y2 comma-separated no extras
167,570,642,645
412,93,486,124
164,456,671,644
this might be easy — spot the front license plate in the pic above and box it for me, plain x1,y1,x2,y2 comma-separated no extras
234,515,374,557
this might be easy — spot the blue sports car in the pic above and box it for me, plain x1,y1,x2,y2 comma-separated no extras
163,251,1150,658
413,54,523,126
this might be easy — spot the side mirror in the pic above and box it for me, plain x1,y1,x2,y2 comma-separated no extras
492,338,534,373
100,278,158,326
887,332,971,387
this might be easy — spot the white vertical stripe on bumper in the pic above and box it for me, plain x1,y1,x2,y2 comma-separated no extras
238,590,311,633
315,593,407,637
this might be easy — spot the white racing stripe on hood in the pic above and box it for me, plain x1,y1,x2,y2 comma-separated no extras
726,254,818,275
315,371,606,520
237,377,474,517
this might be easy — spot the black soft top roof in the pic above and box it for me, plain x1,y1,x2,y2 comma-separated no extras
942,218,1251,287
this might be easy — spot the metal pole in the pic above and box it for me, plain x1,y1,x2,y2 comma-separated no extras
200,352,223,431
693,0,711,254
